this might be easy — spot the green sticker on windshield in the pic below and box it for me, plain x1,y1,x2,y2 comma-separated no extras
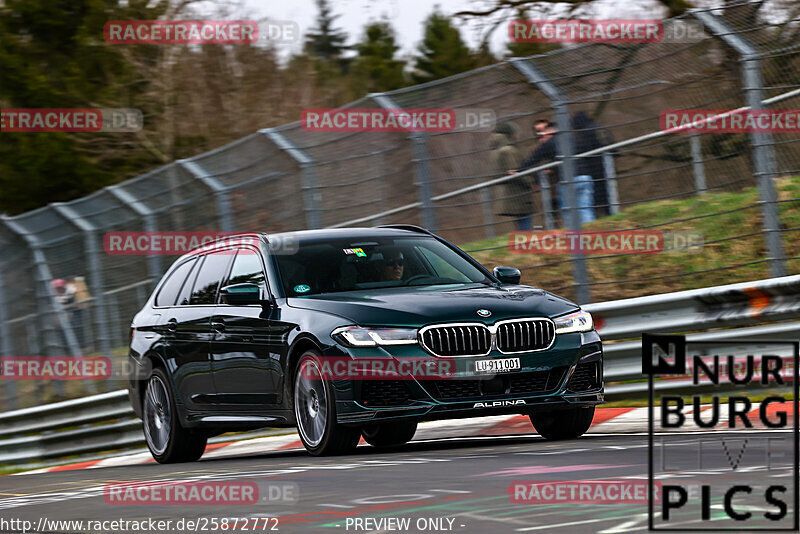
294,284,311,294
343,247,366,257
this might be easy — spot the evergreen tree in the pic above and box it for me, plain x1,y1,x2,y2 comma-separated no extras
352,20,406,93
412,9,477,84
304,0,349,62
0,0,166,214
473,40,497,68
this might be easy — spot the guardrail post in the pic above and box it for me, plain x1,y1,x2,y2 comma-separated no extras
50,204,113,371
107,185,163,288
689,133,707,194
0,267,16,409
260,128,322,229
371,94,438,232
538,171,555,229
178,159,234,233
601,152,621,215
512,58,591,304
693,10,786,277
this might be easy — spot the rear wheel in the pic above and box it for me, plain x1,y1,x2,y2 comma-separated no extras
143,368,207,463
294,352,361,456
529,406,595,440
362,421,417,448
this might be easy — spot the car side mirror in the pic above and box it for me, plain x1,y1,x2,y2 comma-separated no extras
220,283,262,305
493,266,521,285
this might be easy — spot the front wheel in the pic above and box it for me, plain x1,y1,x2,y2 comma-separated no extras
529,406,595,440
143,368,207,463
294,352,361,456
362,421,417,448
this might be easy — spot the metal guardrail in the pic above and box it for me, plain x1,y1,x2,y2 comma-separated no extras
2,274,800,465
587,274,800,340
0,390,136,463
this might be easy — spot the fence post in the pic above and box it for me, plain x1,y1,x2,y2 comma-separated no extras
693,10,786,277
512,58,591,304
689,133,707,194
480,188,495,238
25,318,43,405
538,171,555,229
371,93,438,232
178,159,234,233
50,203,113,368
0,267,16,409
601,152,621,214
1,217,83,397
260,128,322,229
107,185,163,288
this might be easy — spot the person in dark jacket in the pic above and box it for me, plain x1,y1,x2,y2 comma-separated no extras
572,111,610,217
518,113,605,225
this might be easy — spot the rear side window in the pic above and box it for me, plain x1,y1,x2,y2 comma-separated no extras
189,252,233,305
177,260,199,306
155,258,196,307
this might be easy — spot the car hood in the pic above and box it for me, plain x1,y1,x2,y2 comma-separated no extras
286,284,579,327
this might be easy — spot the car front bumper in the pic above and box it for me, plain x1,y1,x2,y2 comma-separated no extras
326,330,604,425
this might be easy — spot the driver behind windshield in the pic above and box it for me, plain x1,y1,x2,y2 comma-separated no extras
377,247,405,281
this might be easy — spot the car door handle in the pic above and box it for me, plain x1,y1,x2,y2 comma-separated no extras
166,319,177,332
211,320,226,332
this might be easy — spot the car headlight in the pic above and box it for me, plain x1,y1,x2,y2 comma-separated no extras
331,326,419,347
554,311,593,334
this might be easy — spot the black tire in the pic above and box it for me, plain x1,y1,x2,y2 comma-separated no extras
142,368,207,463
362,421,418,448
529,406,595,440
293,351,361,456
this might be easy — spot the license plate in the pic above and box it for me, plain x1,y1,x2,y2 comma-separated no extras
474,358,520,373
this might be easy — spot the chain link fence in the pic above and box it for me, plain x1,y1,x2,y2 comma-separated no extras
1,2,798,409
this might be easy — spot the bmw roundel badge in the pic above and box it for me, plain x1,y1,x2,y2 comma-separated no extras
477,309,491,317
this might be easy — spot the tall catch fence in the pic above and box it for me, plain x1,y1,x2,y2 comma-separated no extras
0,2,798,409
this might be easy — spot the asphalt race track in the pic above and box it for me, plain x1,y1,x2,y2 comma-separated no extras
0,430,794,534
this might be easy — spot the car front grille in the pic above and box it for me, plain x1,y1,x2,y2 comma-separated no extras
432,379,481,399
508,366,568,394
420,325,491,357
496,319,555,353
567,361,601,392
426,368,564,401
420,318,555,357
360,380,412,407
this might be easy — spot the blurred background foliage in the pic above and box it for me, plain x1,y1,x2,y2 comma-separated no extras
0,0,795,214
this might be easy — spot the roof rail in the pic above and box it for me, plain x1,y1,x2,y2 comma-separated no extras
376,224,433,235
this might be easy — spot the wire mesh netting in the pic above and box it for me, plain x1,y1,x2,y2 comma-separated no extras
1,2,799,409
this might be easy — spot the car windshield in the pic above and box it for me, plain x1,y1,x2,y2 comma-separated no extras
275,236,491,296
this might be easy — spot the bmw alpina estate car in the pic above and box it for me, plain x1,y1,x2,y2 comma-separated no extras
128,225,603,461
